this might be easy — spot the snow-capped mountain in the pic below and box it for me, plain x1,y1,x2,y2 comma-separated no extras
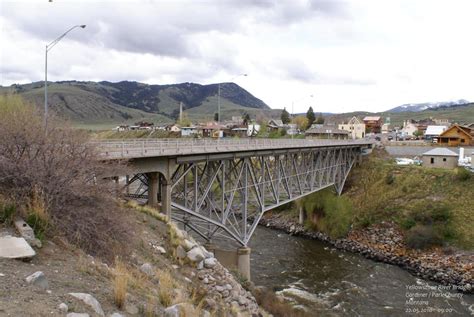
387,99,470,112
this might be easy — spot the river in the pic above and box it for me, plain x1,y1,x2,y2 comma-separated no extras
249,226,474,316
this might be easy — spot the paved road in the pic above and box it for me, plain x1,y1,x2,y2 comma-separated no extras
94,138,373,159
385,145,474,157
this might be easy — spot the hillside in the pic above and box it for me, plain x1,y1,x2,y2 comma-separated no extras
1,81,279,129
387,99,470,112
326,103,474,127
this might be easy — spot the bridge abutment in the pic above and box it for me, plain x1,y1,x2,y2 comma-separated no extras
237,247,251,281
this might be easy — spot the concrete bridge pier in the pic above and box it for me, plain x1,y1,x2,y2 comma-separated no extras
147,172,159,206
298,206,306,225
237,247,251,281
161,178,172,220
213,246,252,281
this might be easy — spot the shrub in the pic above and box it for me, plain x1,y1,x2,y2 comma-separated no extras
0,94,130,261
454,167,471,181
385,173,395,185
405,225,443,249
113,261,129,309
0,201,16,224
302,188,353,239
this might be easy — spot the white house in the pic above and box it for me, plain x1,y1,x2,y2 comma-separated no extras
181,126,198,137
338,117,366,139
401,120,419,136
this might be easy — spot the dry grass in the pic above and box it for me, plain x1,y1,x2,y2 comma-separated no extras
157,269,178,306
113,261,129,309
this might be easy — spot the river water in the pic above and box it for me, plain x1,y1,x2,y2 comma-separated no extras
249,226,474,316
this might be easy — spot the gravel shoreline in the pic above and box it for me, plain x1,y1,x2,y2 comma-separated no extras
259,214,473,295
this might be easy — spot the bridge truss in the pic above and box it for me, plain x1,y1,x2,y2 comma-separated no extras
126,146,361,246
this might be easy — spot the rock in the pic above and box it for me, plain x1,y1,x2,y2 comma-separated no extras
58,303,69,312
0,236,36,259
140,263,154,276
172,264,179,270
182,239,195,251
0,273,4,277
197,261,204,270
238,296,247,305
125,303,139,315
164,305,179,317
215,285,225,292
25,271,48,289
201,310,211,317
176,245,187,259
14,218,42,248
67,314,90,317
204,257,217,269
69,293,105,317
110,313,125,317
156,246,166,254
203,277,209,284
164,303,195,317
187,247,205,262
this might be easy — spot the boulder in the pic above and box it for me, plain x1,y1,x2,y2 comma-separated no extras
58,303,69,312
176,245,186,259
110,313,125,317
187,247,205,263
182,239,195,251
140,263,154,276
69,293,105,317
67,314,90,317
14,218,42,248
25,271,48,289
204,257,217,269
0,236,35,259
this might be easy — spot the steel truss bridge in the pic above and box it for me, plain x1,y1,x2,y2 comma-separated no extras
98,138,372,247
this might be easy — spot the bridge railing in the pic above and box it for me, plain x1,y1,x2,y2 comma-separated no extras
92,138,372,159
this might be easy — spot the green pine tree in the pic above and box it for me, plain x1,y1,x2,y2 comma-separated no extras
281,107,290,124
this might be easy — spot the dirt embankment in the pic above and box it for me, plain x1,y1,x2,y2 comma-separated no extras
0,203,265,317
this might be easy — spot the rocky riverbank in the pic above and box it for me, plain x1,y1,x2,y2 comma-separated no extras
259,213,474,295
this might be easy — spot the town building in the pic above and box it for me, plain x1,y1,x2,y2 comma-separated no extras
305,126,349,139
422,148,458,169
401,120,419,136
267,119,285,132
381,123,391,134
338,117,366,139
424,125,448,142
363,116,383,133
180,126,198,137
438,125,474,146
165,124,181,133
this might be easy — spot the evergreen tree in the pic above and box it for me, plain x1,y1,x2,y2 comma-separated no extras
242,113,251,126
306,106,315,128
281,107,290,124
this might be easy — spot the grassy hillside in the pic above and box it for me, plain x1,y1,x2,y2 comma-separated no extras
345,153,474,249
1,80,277,129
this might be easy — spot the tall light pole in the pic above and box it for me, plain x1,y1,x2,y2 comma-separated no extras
217,73,247,123
44,24,86,126
291,94,314,138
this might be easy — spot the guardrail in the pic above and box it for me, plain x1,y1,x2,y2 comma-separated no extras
93,138,373,159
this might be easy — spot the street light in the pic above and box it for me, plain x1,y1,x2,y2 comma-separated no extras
217,73,248,123
44,24,86,126
291,94,314,138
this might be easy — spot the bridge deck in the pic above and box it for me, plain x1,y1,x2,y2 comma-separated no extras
95,138,373,159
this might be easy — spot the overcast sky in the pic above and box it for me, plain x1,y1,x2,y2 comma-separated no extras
1,0,473,113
